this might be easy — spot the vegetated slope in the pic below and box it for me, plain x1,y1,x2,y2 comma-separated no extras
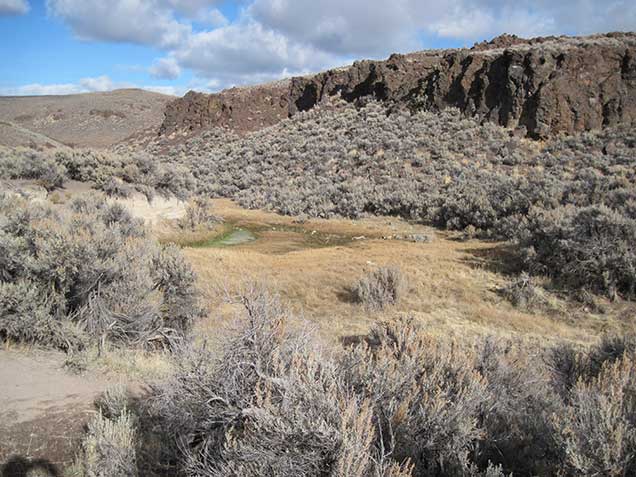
160,32,636,139
0,120,66,149
0,89,174,148
151,100,636,298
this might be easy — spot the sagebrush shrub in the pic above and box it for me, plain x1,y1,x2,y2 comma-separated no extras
517,205,636,299
352,266,406,310
147,288,383,477
0,148,67,191
80,409,138,477
554,356,636,477
66,295,636,477
0,193,202,350
340,317,489,475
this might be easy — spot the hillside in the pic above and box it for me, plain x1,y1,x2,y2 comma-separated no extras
0,88,173,148
160,32,636,139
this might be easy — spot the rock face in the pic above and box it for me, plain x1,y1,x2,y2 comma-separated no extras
159,81,289,136
160,32,636,139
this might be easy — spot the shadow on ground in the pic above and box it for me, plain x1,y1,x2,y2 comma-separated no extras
1,456,59,477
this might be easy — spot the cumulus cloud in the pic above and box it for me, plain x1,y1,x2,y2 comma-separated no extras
47,0,191,47
159,0,219,18
250,0,636,55
173,20,340,86
207,7,228,27
0,76,124,95
141,85,182,95
249,0,431,57
44,0,636,93
149,57,181,79
0,0,29,15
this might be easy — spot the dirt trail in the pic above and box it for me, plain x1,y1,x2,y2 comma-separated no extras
0,349,112,472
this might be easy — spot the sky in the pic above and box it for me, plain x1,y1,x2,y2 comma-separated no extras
0,0,634,97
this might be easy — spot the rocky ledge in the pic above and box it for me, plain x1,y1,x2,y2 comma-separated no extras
160,32,636,139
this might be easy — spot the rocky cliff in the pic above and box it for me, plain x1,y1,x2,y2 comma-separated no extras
160,32,636,139
159,81,289,137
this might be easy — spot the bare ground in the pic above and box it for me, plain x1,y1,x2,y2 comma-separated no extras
0,89,173,149
0,348,115,472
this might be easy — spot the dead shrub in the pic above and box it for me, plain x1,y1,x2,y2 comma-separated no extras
500,272,551,311
178,196,219,230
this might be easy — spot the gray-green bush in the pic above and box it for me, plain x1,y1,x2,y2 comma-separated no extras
69,292,636,477
0,193,202,350
352,266,406,310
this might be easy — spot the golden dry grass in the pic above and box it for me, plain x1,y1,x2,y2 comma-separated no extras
177,199,634,347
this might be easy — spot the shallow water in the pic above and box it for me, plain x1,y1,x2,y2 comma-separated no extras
214,228,256,246
179,222,355,253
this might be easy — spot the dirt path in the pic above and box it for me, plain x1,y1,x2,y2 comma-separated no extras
0,349,112,472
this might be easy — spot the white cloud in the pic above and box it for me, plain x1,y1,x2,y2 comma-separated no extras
251,0,636,54
142,85,182,95
249,0,433,57
173,20,341,87
0,0,29,15
1,82,82,96
78,75,119,92
159,0,221,19
43,0,636,95
47,0,191,47
207,7,228,27
149,57,181,79
0,75,181,96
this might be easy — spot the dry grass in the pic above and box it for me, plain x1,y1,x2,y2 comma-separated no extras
179,200,633,346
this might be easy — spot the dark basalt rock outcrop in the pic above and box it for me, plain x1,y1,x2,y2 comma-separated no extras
159,81,289,136
160,32,636,139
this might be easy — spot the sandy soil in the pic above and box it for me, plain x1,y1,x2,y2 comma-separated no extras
0,89,173,148
0,349,114,472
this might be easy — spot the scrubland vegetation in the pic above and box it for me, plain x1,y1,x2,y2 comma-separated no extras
70,289,636,477
160,102,634,300
2,99,636,476
3,102,635,299
0,146,194,199
0,193,202,351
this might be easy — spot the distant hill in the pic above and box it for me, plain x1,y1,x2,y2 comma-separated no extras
0,89,174,148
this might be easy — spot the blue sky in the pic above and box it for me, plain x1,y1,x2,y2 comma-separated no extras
0,0,634,96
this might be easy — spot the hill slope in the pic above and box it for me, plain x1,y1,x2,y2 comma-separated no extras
0,88,173,148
